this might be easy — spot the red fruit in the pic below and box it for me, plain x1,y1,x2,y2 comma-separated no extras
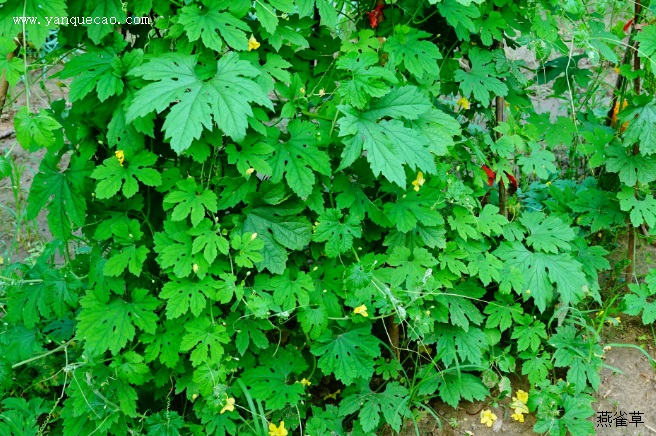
481,165,496,186
481,165,518,195
368,4,385,28
623,19,633,33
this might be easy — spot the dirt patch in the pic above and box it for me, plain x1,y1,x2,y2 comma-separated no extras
0,65,69,264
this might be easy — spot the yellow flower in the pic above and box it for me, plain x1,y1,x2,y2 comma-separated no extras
115,150,125,166
248,35,261,51
512,412,525,422
300,378,311,387
246,168,255,175
412,171,425,192
480,409,497,427
510,400,529,415
268,421,288,436
457,96,470,110
220,397,235,414
514,389,529,404
319,88,326,97
353,304,368,317
323,389,340,400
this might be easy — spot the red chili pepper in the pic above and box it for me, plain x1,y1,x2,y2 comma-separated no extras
368,4,385,28
623,18,633,33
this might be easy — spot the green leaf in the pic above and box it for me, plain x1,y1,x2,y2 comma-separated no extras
476,204,508,236
619,101,656,155
635,24,656,60
0,0,67,48
475,11,505,46
179,317,229,366
227,314,272,355
268,119,331,199
436,0,480,40
142,320,184,368
339,382,410,432
226,137,275,176
14,107,62,150
571,188,624,233
155,220,210,279
484,293,524,332
104,244,150,277
520,212,575,253
77,288,159,355
432,324,488,366
299,306,329,340
410,108,462,156
313,208,362,257
454,48,507,106
311,325,382,384
467,252,503,286
383,190,444,233
520,351,553,386
86,0,127,44
336,52,398,109
438,241,469,277
188,219,229,264
337,86,438,186
256,270,313,311
623,283,656,324
494,242,588,312
178,1,249,52
437,373,489,409
6,266,81,328
160,277,218,319
605,143,656,186
617,187,656,227
387,246,436,289
127,53,272,151
434,283,485,332
163,178,218,227
111,351,151,385
27,153,93,241
0,156,10,178
0,55,22,87
57,48,124,102
145,411,185,436
448,206,479,240
255,1,278,33
230,232,265,268
242,346,308,410
243,206,312,274
316,0,337,30
384,25,441,79
91,150,161,199
517,143,557,179
512,315,548,353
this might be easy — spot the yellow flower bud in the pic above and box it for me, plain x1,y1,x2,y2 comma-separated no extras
248,35,261,51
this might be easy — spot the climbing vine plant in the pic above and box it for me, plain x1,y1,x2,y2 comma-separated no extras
1,0,655,434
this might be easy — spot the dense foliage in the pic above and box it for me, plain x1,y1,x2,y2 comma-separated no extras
1,0,656,434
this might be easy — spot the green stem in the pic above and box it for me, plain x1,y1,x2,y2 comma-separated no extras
301,109,333,121
12,343,67,368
